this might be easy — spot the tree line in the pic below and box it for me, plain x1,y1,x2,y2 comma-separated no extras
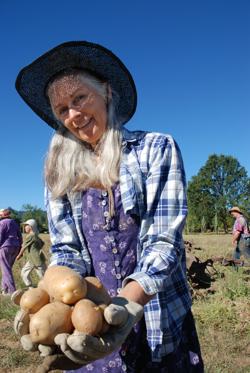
7,204,48,233
6,154,250,234
186,154,250,233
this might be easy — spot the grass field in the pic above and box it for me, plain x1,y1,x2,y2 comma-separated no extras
0,233,249,373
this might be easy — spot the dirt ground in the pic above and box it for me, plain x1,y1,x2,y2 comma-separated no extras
0,315,62,373
0,233,249,372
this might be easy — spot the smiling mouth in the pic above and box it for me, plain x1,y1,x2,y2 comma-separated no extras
77,118,93,130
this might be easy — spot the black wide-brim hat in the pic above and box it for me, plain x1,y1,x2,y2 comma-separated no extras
15,41,137,130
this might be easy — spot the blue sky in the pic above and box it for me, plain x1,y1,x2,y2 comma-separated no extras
1,0,249,210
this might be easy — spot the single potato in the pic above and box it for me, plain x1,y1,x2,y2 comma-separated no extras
71,299,104,336
85,276,112,305
29,301,73,345
38,265,87,305
19,287,50,314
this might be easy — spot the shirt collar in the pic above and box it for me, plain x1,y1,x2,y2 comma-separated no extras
121,127,146,145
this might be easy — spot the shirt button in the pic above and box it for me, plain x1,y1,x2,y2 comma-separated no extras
112,248,118,254
117,287,121,294
121,349,126,356
116,273,121,279
122,364,127,371
104,211,109,217
114,260,120,267
101,200,107,206
102,191,108,197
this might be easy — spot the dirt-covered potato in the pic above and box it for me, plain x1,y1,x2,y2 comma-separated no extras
38,265,87,305
85,276,112,305
98,303,110,334
71,299,104,336
29,301,73,345
19,287,50,314
22,269,112,342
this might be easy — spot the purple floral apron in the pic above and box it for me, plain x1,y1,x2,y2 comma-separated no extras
66,184,204,373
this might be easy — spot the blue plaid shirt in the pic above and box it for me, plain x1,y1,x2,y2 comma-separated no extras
45,128,192,361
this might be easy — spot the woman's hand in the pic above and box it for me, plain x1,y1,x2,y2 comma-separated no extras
12,289,82,372
35,297,143,372
15,249,24,260
52,297,143,364
119,280,155,305
12,292,143,372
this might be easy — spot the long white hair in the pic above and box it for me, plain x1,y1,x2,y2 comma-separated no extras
44,70,123,198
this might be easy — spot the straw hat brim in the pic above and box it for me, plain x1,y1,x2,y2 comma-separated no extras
229,207,243,214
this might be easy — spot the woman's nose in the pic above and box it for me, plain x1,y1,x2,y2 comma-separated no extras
68,108,81,120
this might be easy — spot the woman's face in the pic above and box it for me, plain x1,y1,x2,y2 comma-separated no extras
24,225,32,233
48,75,108,147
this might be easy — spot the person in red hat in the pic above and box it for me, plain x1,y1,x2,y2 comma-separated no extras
0,209,22,294
229,206,250,259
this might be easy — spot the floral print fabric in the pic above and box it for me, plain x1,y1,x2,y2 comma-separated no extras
66,183,204,372
69,183,147,372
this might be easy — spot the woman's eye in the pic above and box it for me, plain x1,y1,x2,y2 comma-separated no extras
58,107,68,116
74,94,87,105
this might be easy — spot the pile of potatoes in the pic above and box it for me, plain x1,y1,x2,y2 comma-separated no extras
15,265,112,345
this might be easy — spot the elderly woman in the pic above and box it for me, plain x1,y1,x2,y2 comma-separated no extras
15,41,204,372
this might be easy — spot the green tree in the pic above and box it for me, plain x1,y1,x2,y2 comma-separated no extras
21,204,48,232
187,154,250,233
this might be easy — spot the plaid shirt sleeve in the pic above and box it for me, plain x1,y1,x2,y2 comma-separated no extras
234,216,248,234
44,188,89,275
123,133,188,295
